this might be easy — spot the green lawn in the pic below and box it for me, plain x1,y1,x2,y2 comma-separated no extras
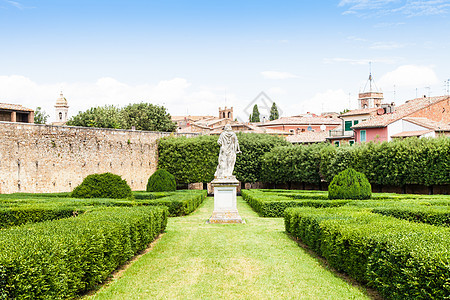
86,197,373,299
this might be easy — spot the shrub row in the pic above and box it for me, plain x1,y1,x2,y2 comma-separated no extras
372,205,450,227
133,190,207,216
0,206,168,299
241,190,349,217
285,207,450,299
262,137,450,186
158,133,289,184
0,206,83,229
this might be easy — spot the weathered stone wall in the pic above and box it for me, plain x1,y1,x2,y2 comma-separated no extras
0,122,196,194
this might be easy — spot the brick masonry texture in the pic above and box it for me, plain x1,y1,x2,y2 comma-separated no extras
0,122,196,194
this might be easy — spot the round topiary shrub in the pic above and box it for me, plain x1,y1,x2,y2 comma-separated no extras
328,168,372,200
72,172,132,199
147,169,176,192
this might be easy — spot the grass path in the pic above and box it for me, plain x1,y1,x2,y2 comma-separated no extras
86,197,372,299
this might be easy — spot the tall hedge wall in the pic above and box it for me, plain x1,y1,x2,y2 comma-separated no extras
157,133,289,183
262,137,450,186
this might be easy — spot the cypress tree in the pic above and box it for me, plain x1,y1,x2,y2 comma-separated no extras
269,102,279,120
251,104,260,122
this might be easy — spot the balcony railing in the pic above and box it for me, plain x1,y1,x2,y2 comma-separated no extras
329,129,354,138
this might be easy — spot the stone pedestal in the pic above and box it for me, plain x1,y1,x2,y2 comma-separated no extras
208,177,244,224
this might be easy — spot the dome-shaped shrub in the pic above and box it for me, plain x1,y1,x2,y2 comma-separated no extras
147,169,176,192
72,173,132,198
328,168,372,200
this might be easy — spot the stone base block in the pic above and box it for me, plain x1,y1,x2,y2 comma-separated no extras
207,210,244,224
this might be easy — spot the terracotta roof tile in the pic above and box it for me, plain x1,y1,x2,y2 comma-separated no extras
259,116,340,127
0,103,34,112
391,130,433,138
286,131,329,143
340,107,379,117
353,96,450,129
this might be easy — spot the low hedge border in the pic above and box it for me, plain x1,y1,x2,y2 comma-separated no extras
242,190,349,217
135,190,207,216
372,205,450,227
0,206,168,299
0,206,84,229
285,207,450,300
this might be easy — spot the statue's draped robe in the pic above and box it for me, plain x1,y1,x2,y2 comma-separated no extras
214,130,240,178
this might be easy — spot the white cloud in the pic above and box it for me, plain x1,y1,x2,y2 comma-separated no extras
339,0,450,17
294,89,352,114
261,71,298,80
378,65,439,88
4,0,34,10
369,41,406,50
0,75,230,123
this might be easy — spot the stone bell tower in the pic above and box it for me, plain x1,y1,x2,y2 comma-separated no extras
54,91,69,124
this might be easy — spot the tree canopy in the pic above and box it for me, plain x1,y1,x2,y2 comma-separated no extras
269,102,279,120
251,104,260,122
66,103,176,132
34,107,49,124
121,103,176,132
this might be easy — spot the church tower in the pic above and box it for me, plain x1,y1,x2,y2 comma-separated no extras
55,92,69,124
358,70,384,109
219,106,233,119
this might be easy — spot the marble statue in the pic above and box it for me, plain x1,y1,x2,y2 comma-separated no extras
214,124,241,179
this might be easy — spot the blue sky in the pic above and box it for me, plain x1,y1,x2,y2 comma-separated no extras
1,0,449,121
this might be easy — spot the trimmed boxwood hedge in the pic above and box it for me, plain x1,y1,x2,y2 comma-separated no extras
147,169,176,192
241,189,349,217
0,206,168,299
71,173,132,199
0,206,83,229
285,207,450,300
158,133,289,184
260,137,450,187
133,190,207,216
328,168,372,200
372,205,450,227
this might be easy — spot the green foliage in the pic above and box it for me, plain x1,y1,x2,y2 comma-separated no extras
328,168,372,200
134,190,207,216
67,105,126,128
285,207,450,299
0,206,82,229
121,102,176,132
372,205,450,227
235,133,290,183
71,173,132,199
67,102,176,132
147,169,176,192
261,143,324,184
241,189,349,217
33,107,49,124
251,104,260,122
0,206,167,299
158,135,219,183
269,102,279,120
158,133,289,184
260,137,450,186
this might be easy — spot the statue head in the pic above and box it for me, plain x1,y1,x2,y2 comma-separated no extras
224,124,232,131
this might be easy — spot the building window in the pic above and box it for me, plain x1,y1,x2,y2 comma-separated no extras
344,120,352,131
334,141,340,147
353,120,359,125
349,140,355,146
59,112,62,120
360,130,366,142
289,129,295,133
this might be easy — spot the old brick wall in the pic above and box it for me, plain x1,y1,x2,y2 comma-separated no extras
0,122,196,194
410,97,450,123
